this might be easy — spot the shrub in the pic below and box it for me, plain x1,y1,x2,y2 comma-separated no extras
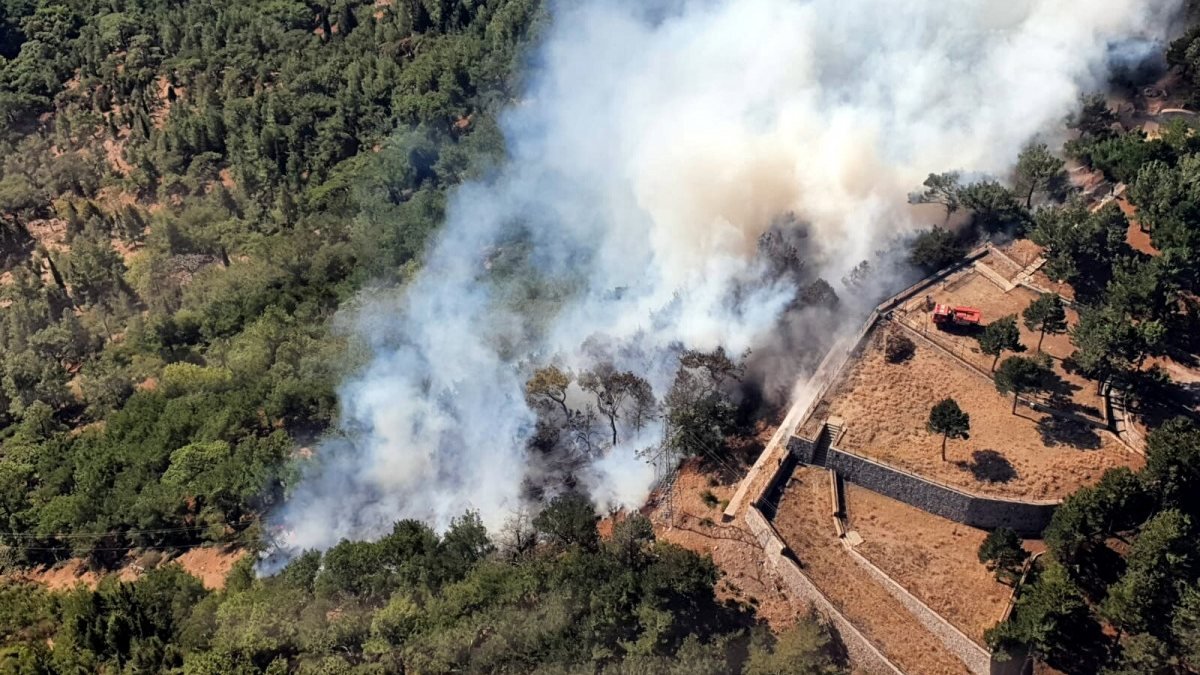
885,332,916,363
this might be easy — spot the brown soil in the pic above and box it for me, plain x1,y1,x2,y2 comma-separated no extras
1028,269,1075,303
25,219,68,253
1116,198,1159,257
997,239,1043,268
822,330,1141,501
111,238,141,266
896,271,1103,420
1066,161,1111,201
171,546,245,589
846,485,1010,643
10,546,243,592
219,168,237,190
151,75,181,130
13,559,107,591
772,466,971,674
648,460,798,629
978,250,1022,282
103,137,134,175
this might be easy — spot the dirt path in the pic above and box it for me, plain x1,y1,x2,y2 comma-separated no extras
772,465,971,675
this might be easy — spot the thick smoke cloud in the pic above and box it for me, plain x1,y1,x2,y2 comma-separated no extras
265,0,1179,562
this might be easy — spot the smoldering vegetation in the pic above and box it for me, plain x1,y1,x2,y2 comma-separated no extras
264,0,1183,567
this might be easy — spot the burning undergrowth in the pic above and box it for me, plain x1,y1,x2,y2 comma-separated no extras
261,0,1182,571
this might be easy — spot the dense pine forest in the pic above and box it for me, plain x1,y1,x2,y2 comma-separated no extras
0,0,542,560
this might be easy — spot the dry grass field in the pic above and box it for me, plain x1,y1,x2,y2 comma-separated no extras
847,484,1012,643
822,330,1141,500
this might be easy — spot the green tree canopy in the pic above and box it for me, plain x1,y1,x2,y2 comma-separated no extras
1023,293,1068,352
1015,142,1066,209
993,354,1052,414
908,226,965,272
979,528,1029,584
927,397,970,461
978,315,1023,371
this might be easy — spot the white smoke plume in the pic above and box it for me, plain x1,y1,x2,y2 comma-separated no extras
265,0,1180,562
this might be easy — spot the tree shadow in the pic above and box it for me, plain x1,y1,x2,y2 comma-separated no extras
1074,541,1128,601
955,449,1017,483
1043,611,1115,675
1037,416,1101,450
1040,367,1080,402
819,618,855,672
1126,367,1200,429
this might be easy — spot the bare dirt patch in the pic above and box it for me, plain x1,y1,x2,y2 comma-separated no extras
1028,269,1075,303
111,238,142,266
1115,198,1159,257
978,250,1023,282
103,137,134,176
25,218,69,253
9,546,243,592
997,239,1043,268
171,547,245,589
846,484,1010,643
218,168,237,190
772,466,971,674
648,459,797,629
13,559,105,591
373,0,393,19
151,75,181,130
821,330,1140,500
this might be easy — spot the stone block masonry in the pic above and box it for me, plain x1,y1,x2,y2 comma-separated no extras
789,436,817,465
821,447,1057,535
843,541,991,675
745,505,904,675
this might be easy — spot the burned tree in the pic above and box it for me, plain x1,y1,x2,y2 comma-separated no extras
579,363,656,446
757,227,806,282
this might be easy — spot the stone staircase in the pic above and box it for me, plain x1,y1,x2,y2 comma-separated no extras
810,417,844,468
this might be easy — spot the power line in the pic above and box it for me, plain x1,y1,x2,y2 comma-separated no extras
0,524,209,540
1,539,232,553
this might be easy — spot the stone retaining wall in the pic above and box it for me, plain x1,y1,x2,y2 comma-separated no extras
823,448,1057,535
745,506,904,675
844,542,991,675
729,247,1036,674
789,436,817,464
